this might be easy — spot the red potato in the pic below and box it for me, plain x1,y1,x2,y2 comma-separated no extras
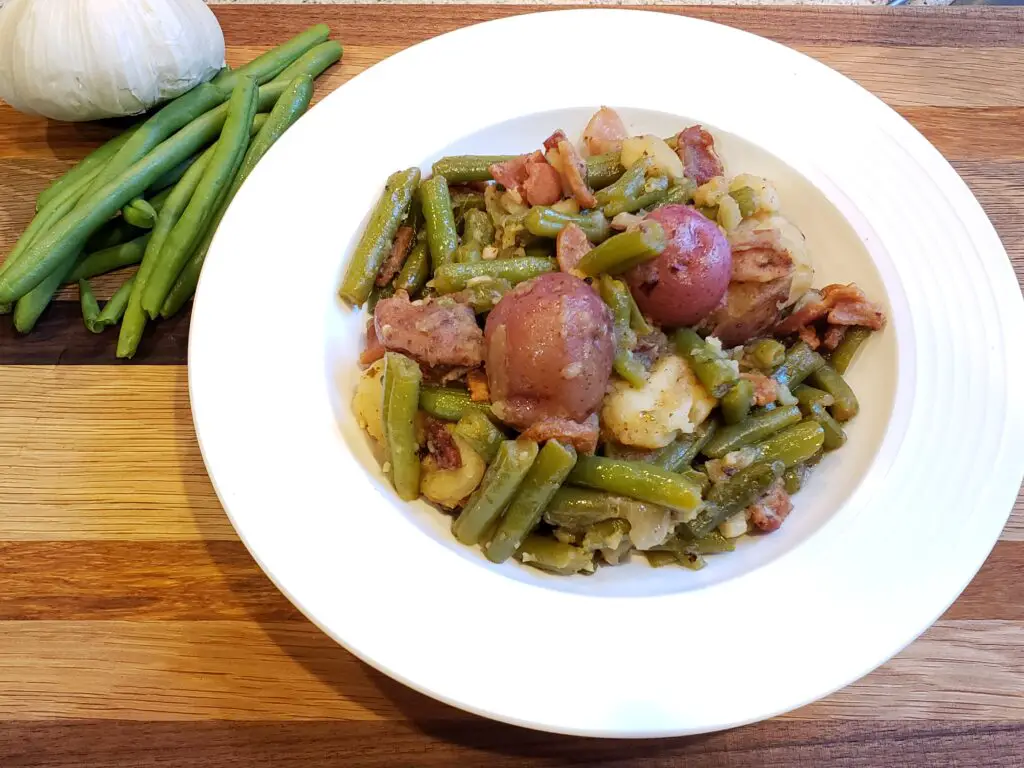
484,272,614,429
623,205,732,327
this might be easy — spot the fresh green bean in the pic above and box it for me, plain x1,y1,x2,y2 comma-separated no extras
216,24,331,88
269,40,343,86
594,158,651,207
141,79,259,318
431,155,516,184
79,279,103,333
419,175,460,273
122,198,157,229
567,455,702,514
702,405,802,458
580,519,631,552
682,461,784,539
84,219,145,254
651,420,719,471
830,327,872,375
486,440,578,563
161,76,315,318
747,420,825,467
674,328,740,398
432,257,556,294
36,126,139,212
783,464,807,494
517,535,594,575
66,234,150,283
773,341,826,389
523,207,610,243
599,275,646,388
337,168,421,306
745,338,786,371
382,352,423,501
419,386,493,422
805,406,846,450
601,176,670,218
576,221,666,276
720,379,755,425
807,364,859,421
452,411,504,463
95,274,136,328
730,186,757,218
12,254,79,333
793,384,834,412
585,151,626,190
453,439,539,546
393,237,430,298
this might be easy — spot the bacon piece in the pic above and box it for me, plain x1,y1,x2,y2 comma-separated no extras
489,151,545,193
359,320,386,366
822,324,847,351
555,223,592,275
522,162,562,206
676,125,724,185
747,480,793,532
543,130,568,153
741,371,779,406
798,325,820,350
583,107,627,156
425,416,462,471
467,368,490,403
375,225,415,287
374,291,485,368
520,414,600,455
775,283,886,337
556,139,597,209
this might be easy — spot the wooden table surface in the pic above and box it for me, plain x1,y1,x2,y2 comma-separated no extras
1,5,1023,766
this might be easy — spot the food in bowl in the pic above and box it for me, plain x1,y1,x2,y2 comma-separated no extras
338,107,886,575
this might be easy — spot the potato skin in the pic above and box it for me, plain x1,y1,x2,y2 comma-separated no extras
484,272,614,428
624,205,732,327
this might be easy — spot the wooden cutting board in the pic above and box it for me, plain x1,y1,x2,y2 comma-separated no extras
1,6,1022,766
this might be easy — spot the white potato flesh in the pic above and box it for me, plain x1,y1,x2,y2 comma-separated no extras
620,135,685,181
420,434,486,509
353,359,385,443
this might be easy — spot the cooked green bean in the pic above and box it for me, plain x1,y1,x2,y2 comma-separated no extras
420,175,459,273
567,455,702,514
66,234,150,283
79,279,102,333
455,208,494,263
697,205,719,221
783,464,807,494
216,24,331,87
585,151,626,190
645,550,679,568
805,406,846,450
594,157,651,208
453,439,539,545
544,487,619,529
674,328,740,398
599,275,646,388
95,274,136,328
702,405,802,458
523,206,610,243
730,186,757,218
160,76,315,318
580,519,631,552
337,168,421,306
773,341,826,389
830,327,872,375
419,386,493,422
269,40,343,86
659,530,735,556
393,237,430,298
36,126,139,212
656,179,698,208
122,198,157,230
681,467,711,495
807,364,859,421
366,282,395,313
747,420,825,467
650,420,719,471
625,288,653,335
452,411,504,463
382,352,423,501
449,277,512,314
721,379,755,425
432,257,556,294
793,384,834,413
486,440,578,563
517,535,594,575
451,189,487,218
431,155,516,184
576,220,666,276
0,303,9,315
601,176,670,218
745,338,786,371
683,461,783,539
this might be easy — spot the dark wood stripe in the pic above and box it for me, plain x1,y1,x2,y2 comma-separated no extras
0,540,1016,622
1,719,1022,768
213,5,1024,48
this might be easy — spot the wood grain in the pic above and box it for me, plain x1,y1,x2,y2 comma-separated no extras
0,6,1023,766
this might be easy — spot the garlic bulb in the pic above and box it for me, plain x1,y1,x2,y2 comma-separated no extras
0,0,226,122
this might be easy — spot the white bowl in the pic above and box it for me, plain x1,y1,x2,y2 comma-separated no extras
189,9,1024,737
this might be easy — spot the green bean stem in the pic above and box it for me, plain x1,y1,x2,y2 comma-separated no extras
79,279,103,333
122,198,157,229
95,274,137,328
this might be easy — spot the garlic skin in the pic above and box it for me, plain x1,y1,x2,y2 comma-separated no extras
0,0,225,122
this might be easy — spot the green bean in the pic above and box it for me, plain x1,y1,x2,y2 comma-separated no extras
85,220,145,254
419,175,460,273
141,79,259,318
594,158,651,207
216,24,331,87
747,420,825,467
793,384,834,413
66,234,150,283
682,461,783,539
745,338,786,371
805,406,846,450
675,551,708,570
585,151,626,190
580,519,631,552
122,198,157,230
79,279,103,334
451,189,487,218
0,303,9,315
449,277,511,314
773,341,826,389
651,420,719,471
783,464,807,495
681,467,711,495
486,440,578,563
659,530,735,556
576,220,666,277
702,405,802,458
645,550,679,568
455,208,494,263
366,282,395,313
544,487,620,529
567,455,702,514
393,237,430,298
160,76,315,318
431,155,516,184
655,179,698,208
12,254,79,333
601,176,670,218
807,364,859,421
625,288,653,335
431,257,556,294
517,535,594,575
382,352,423,501
337,168,421,307
523,207,611,243
452,411,504,463
830,327,872,375
598,275,646,388
453,439,539,546
269,40,343,86
720,379,755,425
95,274,136,328
36,126,139,212
419,386,493,422
674,328,740,398
730,186,757,218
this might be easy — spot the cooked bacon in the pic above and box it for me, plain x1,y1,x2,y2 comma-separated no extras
467,368,490,402
359,320,386,366
375,225,415,287
583,107,627,156
557,139,597,209
741,371,779,406
374,291,485,368
556,223,592,275
775,283,886,337
748,480,793,532
522,161,562,206
728,222,794,283
425,416,462,471
520,414,600,455
632,328,669,370
543,129,568,153
822,324,847,351
676,125,723,185
798,325,820,350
